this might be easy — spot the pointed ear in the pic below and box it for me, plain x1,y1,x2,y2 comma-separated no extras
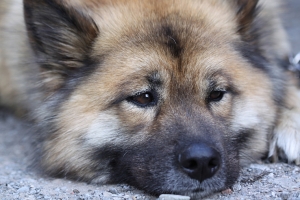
24,0,99,90
235,0,259,38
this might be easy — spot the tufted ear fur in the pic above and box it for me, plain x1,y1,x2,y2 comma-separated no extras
24,0,99,90
234,0,259,40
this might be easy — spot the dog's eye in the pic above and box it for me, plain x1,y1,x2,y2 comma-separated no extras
127,92,156,107
208,91,225,102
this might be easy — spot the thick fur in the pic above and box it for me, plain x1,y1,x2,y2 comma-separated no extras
0,0,299,198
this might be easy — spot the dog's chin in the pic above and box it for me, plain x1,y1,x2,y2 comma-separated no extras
129,166,232,199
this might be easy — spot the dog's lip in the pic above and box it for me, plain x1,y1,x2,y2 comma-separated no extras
167,186,205,194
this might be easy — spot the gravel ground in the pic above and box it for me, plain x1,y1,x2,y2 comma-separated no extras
0,1,300,200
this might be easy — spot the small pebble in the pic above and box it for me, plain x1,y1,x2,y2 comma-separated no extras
232,183,242,191
108,188,118,194
73,189,80,194
17,186,30,193
122,185,130,190
102,191,113,197
158,194,190,200
221,188,233,195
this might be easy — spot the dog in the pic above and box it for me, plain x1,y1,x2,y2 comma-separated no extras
0,0,299,198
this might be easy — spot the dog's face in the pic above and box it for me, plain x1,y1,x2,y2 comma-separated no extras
24,0,280,198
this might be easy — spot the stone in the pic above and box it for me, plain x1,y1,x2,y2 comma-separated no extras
158,194,190,200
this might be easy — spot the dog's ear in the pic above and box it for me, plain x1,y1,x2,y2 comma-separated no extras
24,0,99,90
234,0,259,39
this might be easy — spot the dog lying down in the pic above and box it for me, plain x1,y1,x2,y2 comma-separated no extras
0,0,299,199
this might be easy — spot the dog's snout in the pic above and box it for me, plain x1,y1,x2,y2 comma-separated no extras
178,143,221,182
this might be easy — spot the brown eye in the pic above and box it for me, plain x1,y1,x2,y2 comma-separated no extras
127,91,157,107
209,91,225,102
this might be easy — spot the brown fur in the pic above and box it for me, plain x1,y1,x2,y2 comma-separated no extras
1,0,299,198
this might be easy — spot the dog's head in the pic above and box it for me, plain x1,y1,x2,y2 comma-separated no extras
24,0,285,198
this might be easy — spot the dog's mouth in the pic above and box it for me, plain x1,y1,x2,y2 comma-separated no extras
191,186,206,193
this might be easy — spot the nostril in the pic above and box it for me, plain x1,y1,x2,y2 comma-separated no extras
208,158,219,169
182,158,198,170
208,157,220,174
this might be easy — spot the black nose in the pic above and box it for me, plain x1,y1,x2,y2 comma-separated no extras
178,143,221,182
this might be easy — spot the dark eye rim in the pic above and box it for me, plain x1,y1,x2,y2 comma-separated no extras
126,90,158,108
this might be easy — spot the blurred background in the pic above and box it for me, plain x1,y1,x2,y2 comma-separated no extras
283,0,300,53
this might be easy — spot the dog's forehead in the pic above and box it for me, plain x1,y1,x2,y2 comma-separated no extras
94,30,239,84
78,0,239,45
87,1,241,75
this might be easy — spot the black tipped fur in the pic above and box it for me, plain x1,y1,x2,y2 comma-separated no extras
24,0,99,90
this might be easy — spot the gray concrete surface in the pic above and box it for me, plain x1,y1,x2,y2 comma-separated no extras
0,1,299,199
